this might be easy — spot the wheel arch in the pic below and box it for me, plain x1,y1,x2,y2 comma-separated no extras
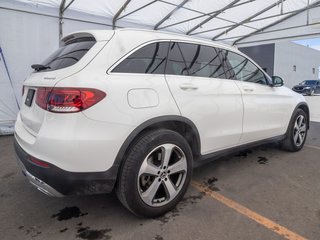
288,102,310,132
114,116,201,170
296,102,310,129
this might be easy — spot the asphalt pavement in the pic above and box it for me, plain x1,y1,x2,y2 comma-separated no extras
1,122,320,240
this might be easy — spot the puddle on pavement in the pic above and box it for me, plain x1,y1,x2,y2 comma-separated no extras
257,156,268,164
76,226,112,240
52,206,88,221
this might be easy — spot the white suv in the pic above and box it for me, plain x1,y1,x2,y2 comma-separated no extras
14,29,309,217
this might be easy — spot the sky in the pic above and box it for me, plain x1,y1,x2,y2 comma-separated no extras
294,38,320,51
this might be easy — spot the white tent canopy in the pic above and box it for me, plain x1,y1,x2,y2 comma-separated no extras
0,0,320,133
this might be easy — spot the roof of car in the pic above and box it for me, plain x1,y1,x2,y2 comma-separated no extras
65,28,240,54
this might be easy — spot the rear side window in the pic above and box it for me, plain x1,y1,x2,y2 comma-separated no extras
41,37,96,71
166,42,225,79
165,42,189,76
112,42,169,74
222,50,269,85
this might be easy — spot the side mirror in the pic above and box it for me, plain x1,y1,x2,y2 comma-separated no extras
271,76,284,87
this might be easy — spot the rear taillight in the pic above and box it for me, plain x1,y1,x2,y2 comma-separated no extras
35,87,106,113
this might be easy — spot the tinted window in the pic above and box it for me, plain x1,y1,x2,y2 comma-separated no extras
41,37,96,71
179,43,225,78
220,50,235,79
223,50,268,85
301,80,317,85
165,42,189,76
166,42,225,78
112,42,169,74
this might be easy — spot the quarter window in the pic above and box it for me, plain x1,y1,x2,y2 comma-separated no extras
223,50,269,85
112,42,169,74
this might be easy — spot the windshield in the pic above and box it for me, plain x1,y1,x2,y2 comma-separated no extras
301,80,317,85
38,37,96,72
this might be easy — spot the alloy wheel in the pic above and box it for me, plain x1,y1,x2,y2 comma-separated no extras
137,144,187,207
293,115,306,147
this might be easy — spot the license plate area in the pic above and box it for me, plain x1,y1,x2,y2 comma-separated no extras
25,89,35,107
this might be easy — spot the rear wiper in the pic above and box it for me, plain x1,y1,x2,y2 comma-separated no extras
31,64,51,71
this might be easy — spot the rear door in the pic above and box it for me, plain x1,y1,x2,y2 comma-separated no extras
222,50,291,143
164,42,243,154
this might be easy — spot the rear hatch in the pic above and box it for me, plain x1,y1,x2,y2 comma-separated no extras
20,31,114,136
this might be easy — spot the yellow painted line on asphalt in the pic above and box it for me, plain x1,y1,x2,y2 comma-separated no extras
191,181,307,240
305,145,320,151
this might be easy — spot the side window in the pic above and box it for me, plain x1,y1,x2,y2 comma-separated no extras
223,50,269,85
220,50,236,79
177,43,225,78
112,42,169,74
166,42,189,76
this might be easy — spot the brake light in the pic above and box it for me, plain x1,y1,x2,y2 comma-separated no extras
36,87,106,113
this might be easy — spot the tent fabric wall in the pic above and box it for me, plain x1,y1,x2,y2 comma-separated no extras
0,47,19,134
0,0,319,134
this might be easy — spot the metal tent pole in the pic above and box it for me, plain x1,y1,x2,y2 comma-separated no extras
0,45,20,110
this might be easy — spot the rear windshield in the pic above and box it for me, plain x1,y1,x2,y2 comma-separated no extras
39,37,96,72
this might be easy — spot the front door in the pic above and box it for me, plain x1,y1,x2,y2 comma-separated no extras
222,50,290,144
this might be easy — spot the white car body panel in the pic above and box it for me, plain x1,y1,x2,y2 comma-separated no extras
165,74,243,154
15,28,308,176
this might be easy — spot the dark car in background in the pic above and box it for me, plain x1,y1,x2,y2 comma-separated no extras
292,80,320,96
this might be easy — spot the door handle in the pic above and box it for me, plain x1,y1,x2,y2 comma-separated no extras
243,86,254,92
179,83,198,91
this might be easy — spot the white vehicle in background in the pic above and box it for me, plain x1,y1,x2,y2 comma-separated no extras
14,29,309,217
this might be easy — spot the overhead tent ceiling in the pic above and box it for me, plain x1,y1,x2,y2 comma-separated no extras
6,0,320,46
0,0,319,134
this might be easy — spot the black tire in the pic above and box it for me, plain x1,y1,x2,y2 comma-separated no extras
116,129,193,217
309,90,314,96
281,108,308,152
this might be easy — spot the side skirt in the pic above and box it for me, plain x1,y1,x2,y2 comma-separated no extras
195,135,285,167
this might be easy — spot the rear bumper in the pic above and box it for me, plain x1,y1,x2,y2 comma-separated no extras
14,138,118,196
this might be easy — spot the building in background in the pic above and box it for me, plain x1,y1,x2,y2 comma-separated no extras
240,42,320,88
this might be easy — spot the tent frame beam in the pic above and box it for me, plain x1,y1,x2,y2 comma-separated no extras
236,32,320,46
186,0,242,35
154,0,189,30
190,4,320,36
59,0,76,40
113,0,132,29
63,0,76,13
233,0,320,45
156,0,254,30
59,0,66,40
212,0,285,40
118,0,158,20
216,22,320,42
